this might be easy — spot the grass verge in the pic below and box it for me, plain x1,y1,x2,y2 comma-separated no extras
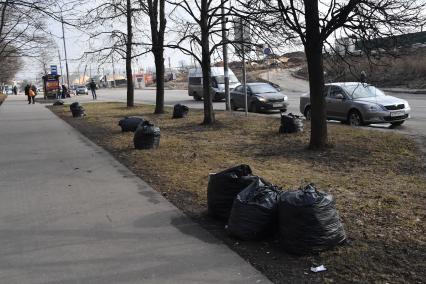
0,93,6,106
49,102,425,283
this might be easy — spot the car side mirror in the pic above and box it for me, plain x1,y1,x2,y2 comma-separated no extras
335,93,345,100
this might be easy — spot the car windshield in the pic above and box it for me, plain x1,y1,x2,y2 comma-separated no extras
249,84,277,94
344,84,386,99
213,75,239,84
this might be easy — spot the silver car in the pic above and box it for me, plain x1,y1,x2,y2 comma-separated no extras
299,82,411,126
76,85,88,95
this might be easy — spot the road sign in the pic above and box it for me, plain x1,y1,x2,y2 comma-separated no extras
263,47,272,55
50,65,58,75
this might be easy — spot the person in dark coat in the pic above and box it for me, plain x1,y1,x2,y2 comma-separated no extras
12,85,18,95
88,79,97,100
28,84,37,104
61,85,68,99
24,84,31,103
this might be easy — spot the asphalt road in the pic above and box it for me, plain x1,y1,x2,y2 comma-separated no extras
72,88,425,135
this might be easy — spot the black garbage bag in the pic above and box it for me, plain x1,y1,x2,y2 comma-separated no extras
69,102,85,118
53,100,64,106
70,102,80,111
119,116,145,132
207,165,260,220
134,121,160,149
172,104,189,119
278,184,346,254
279,112,303,133
227,178,281,240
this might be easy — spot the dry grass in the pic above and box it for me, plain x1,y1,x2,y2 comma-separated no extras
49,102,426,283
0,93,6,106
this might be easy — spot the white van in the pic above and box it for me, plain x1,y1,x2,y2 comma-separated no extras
188,67,240,101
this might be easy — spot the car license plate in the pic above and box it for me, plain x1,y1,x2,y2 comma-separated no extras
273,103,283,108
390,111,405,117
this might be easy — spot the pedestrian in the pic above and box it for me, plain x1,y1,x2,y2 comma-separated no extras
12,85,18,95
28,84,37,104
24,84,31,103
57,85,62,99
89,79,97,100
61,84,68,99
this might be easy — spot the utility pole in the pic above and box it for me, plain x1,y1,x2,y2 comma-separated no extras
221,0,230,111
58,49,64,85
61,14,70,88
112,54,117,88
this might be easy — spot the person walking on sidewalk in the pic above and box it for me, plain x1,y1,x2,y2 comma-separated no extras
89,79,97,100
24,84,30,100
27,84,37,104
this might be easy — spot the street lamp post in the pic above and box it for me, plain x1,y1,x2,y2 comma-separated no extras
61,14,70,88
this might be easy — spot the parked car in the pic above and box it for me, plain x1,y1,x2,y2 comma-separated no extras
75,85,88,95
188,67,240,101
299,82,411,126
230,82,289,112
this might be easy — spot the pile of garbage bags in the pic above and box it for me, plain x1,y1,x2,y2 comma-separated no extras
207,165,346,254
53,100,64,106
134,121,161,149
172,104,189,119
119,116,145,132
70,102,85,118
279,113,303,133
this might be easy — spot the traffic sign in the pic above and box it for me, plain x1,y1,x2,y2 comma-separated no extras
50,65,58,75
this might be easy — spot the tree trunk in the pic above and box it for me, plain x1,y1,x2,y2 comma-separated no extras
154,52,165,113
126,0,134,107
201,0,215,124
150,0,166,114
304,0,327,149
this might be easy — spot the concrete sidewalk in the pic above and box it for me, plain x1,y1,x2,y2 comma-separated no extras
0,96,269,284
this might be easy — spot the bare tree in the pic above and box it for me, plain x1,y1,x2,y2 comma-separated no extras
0,0,52,60
138,0,167,114
168,0,229,124
238,0,426,149
83,0,149,107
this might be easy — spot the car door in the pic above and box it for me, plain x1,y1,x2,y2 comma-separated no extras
326,86,347,119
231,86,243,107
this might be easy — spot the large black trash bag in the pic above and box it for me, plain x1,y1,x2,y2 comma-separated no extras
172,104,189,119
119,116,144,132
69,102,85,118
207,165,260,220
53,100,64,106
227,178,281,240
134,121,161,149
279,184,346,254
279,112,303,133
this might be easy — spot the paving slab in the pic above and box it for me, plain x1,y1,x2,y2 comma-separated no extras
0,96,270,284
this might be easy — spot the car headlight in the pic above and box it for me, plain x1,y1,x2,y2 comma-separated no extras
367,104,384,111
283,95,288,101
257,97,267,102
404,102,411,111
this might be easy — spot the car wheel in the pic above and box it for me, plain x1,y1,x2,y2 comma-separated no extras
230,100,238,111
348,110,363,126
249,102,259,113
193,93,202,101
304,106,311,120
390,121,404,126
